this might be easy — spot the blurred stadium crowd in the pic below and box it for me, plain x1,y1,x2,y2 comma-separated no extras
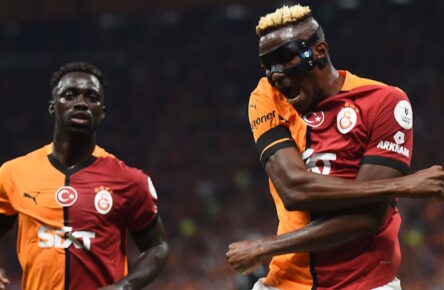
0,0,443,289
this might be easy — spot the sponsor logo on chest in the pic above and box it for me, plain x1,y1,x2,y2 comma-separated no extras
23,192,39,204
376,131,409,158
38,225,95,250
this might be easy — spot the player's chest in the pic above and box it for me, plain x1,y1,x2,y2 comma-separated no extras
14,171,127,226
300,101,368,177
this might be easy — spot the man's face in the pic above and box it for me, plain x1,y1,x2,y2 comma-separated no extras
50,72,105,134
259,25,322,114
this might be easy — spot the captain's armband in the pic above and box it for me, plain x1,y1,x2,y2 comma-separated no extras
256,125,297,167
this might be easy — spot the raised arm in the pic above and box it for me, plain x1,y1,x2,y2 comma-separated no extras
266,146,444,212
228,164,402,274
249,78,443,213
98,217,169,290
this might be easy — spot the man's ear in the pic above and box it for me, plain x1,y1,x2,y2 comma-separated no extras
101,105,106,121
313,40,328,59
48,101,55,115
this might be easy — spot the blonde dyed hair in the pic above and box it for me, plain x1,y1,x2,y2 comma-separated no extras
256,4,312,36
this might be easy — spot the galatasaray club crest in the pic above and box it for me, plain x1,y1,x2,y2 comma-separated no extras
302,111,325,128
337,102,359,134
94,186,113,215
55,186,78,207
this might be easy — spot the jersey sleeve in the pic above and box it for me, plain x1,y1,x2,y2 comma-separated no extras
0,163,18,216
362,88,413,175
249,78,297,167
125,171,158,234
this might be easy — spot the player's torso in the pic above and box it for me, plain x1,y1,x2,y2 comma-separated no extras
302,97,368,178
266,82,408,290
7,147,132,290
302,91,402,290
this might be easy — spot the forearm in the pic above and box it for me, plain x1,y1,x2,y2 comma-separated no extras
265,147,443,212
257,211,380,258
280,171,400,211
118,241,169,290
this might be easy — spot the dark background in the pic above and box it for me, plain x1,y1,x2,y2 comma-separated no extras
0,0,443,289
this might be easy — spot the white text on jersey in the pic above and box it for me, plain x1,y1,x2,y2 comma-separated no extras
38,226,96,250
376,141,410,158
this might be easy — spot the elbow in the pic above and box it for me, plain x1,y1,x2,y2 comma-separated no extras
143,240,169,271
280,187,312,211
156,241,170,267
279,175,312,211
281,192,312,211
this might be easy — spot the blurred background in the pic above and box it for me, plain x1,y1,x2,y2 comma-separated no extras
0,0,443,289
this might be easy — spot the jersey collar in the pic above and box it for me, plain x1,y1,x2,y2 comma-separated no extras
339,70,358,92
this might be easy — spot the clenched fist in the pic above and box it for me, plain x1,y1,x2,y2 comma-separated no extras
226,240,269,275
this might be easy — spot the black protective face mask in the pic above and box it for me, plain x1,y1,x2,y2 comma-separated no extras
259,26,327,87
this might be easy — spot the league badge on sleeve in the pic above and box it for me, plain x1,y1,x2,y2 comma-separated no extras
394,100,413,130
94,186,113,215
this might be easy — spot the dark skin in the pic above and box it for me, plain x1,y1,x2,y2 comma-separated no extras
49,71,106,167
0,72,169,290
227,17,444,274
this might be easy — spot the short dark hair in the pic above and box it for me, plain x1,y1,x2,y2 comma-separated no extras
50,61,108,93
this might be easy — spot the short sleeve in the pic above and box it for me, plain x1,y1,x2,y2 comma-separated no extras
362,88,413,175
0,163,18,216
249,78,297,167
125,172,158,234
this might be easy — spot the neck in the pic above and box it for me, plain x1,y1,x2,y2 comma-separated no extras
320,64,344,98
52,127,96,168
300,64,345,114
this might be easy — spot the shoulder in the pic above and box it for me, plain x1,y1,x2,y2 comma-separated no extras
355,85,410,112
343,72,410,113
251,77,274,96
249,77,282,106
249,77,285,124
356,85,412,131
93,149,148,186
344,71,409,103
1,146,48,173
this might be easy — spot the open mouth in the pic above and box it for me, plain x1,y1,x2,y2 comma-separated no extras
287,93,301,105
280,86,301,105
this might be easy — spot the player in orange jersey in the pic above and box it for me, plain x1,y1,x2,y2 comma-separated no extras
0,62,169,290
227,4,443,290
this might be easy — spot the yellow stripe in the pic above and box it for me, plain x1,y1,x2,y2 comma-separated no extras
260,137,293,160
